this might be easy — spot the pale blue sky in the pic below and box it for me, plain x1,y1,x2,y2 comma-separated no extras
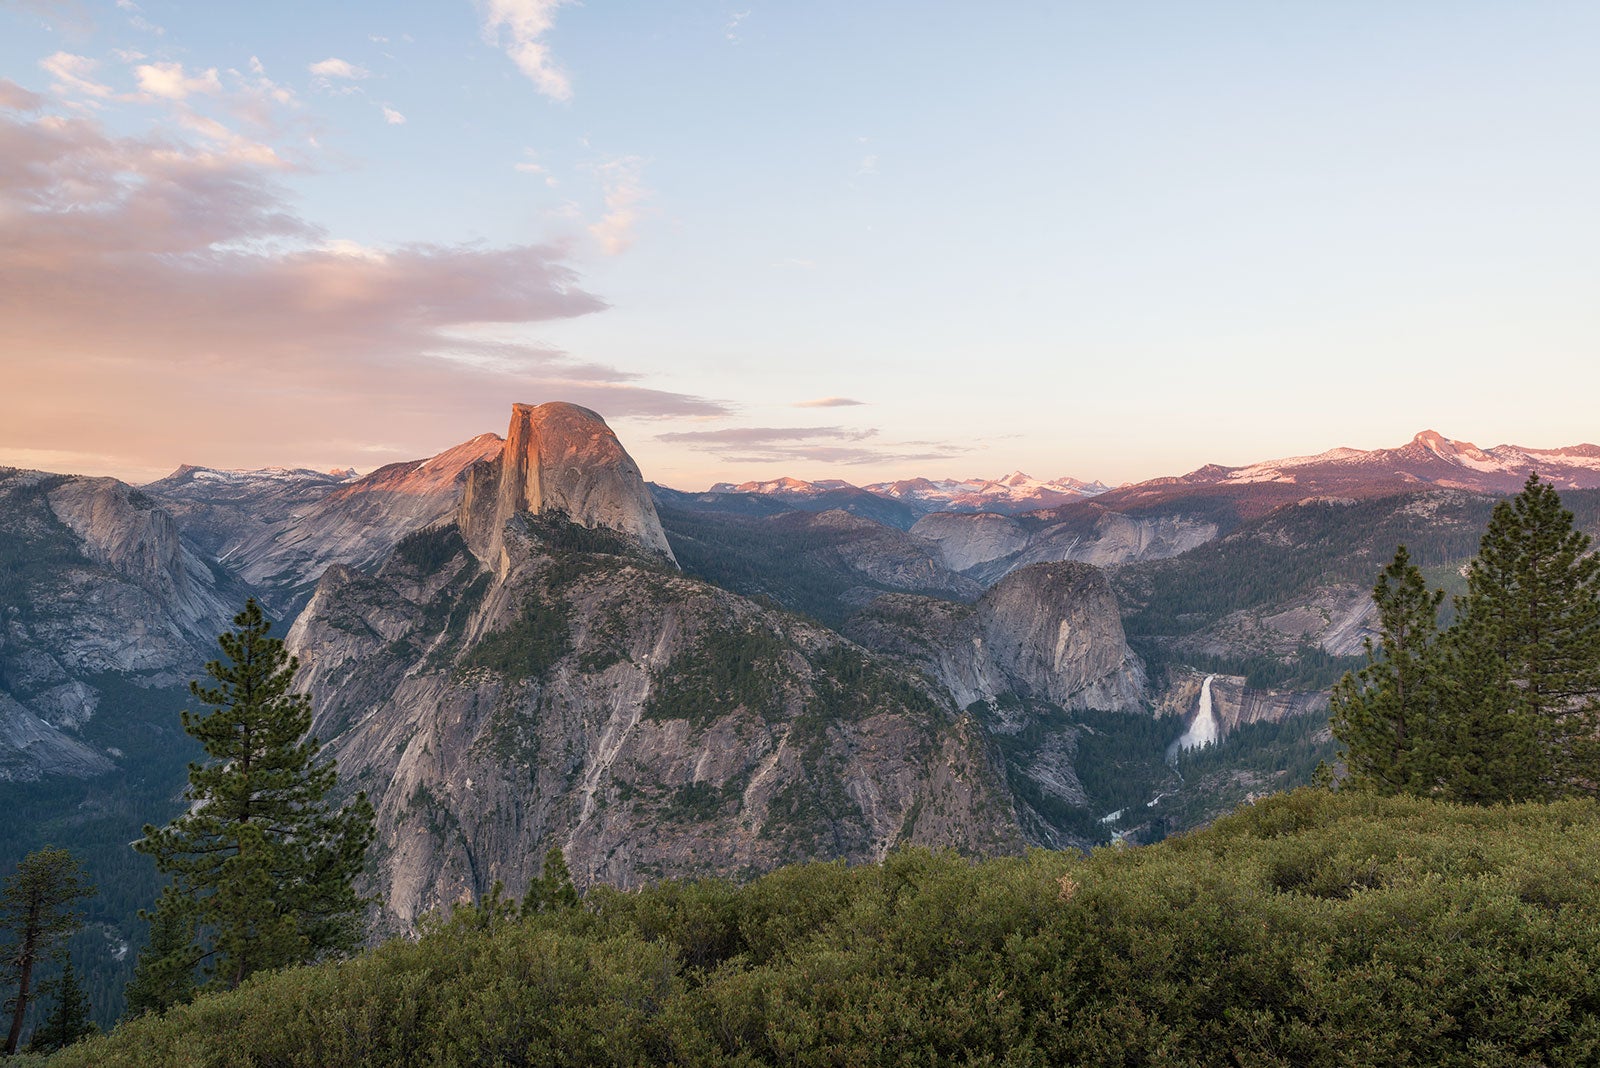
2,1,1598,487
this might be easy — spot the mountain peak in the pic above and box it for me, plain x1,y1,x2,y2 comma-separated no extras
459,402,675,564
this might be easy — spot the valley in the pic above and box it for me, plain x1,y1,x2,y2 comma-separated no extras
5,415,1600,1025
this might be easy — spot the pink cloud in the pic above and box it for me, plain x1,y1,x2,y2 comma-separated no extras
0,102,724,480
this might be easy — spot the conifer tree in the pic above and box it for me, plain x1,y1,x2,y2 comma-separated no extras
1,847,95,1054
522,847,580,916
1443,473,1600,800
1330,546,1446,794
136,599,376,990
122,894,197,1018
27,959,97,1053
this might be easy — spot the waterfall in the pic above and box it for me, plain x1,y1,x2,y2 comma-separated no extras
1174,674,1219,752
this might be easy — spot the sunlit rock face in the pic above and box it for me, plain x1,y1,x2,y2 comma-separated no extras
459,402,676,567
222,434,505,613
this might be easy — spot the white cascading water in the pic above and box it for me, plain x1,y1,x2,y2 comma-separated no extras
1175,674,1220,751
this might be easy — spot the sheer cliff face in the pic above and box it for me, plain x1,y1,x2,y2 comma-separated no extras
287,521,1018,929
459,403,675,567
845,562,1147,715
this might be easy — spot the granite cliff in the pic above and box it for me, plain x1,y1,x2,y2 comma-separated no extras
285,406,1017,926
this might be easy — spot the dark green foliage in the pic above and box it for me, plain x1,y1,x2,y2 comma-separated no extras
521,848,580,916
0,677,197,1028
1330,546,1447,795
392,524,468,574
122,894,196,1018
1,847,95,1054
527,509,653,561
1334,477,1600,804
135,601,375,991
51,791,1600,1067
1136,638,1365,691
642,624,790,727
463,594,572,680
26,959,96,1053
1445,474,1600,801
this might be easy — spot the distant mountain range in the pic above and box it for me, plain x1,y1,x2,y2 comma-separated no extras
708,472,1114,517
698,430,1600,522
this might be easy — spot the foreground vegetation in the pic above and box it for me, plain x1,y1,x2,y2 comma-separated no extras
41,789,1600,1066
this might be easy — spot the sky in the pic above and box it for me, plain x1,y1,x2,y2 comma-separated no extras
2,1,1599,490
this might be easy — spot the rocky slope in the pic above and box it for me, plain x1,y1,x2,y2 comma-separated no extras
913,504,1220,580
657,503,981,626
0,468,243,780
1156,671,1331,738
289,519,1019,929
142,465,357,562
844,562,1146,715
225,434,504,612
285,407,1019,926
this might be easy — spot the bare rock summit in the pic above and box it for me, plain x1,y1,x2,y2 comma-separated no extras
460,402,676,566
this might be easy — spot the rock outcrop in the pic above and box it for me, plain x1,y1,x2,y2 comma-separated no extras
287,518,1017,929
458,403,675,567
0,468,244,780
141,465,356,562
913,506,1220,582
845,561,1146,714
1155,671,1331,740
225,434,504,612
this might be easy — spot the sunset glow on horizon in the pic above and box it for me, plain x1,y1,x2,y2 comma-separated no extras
3,3,1599,491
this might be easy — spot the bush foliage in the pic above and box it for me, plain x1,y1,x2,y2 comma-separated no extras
49,789,1600,1066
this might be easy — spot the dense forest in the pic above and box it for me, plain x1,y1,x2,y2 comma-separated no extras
31,789,1600,1067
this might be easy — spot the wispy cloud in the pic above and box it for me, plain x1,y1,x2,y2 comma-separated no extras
659,427,877,447
515,147,558,186
725,10,750,41
133,61,221,101
657,425,965,466
794,397,865,409
0,79,46,112
40,52,113,100
381,104,406,125
588,155,648,255
478,0,572,101
309,57,368,80
0,100,723,478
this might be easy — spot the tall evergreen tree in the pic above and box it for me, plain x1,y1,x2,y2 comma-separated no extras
135,599,376,990
1443,473,1600,800
521,847,580,916
27,959,97,1053
0,847,95,1054
122,894,198,1018
1330,546,1446,794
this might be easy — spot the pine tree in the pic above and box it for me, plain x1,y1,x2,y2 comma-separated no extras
27,959,97,1053
122,893,197,1018
1330,546,1446,794
1,847,95,1054
1443,474,1600,800
521,847,580,916
135,599,376,990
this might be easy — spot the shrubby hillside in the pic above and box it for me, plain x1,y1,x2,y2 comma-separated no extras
46,789,1600,1067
